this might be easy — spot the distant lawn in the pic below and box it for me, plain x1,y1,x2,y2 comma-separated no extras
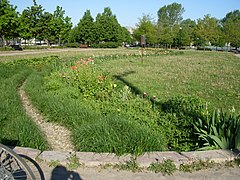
96,50,240,111
0,48,138,62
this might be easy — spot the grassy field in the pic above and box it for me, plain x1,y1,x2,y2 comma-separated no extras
0,49,239,153
96,50,240,110
0,48,138,62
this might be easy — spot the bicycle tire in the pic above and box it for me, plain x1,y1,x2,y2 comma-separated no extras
0,143,36,180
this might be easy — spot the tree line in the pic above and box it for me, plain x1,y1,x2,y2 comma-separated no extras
0,0,131,47
134,3,240,49
0,0,239,49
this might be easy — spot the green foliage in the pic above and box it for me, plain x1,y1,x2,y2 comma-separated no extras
73,116,166,156
160,96,207,151
133,14,158,45
67,152,81,170
94,7,122,43
25,62,166,155
222,10,240,48
75,10,94,45
0,0,19,42
64,42,79,48
91,42,120,48
0,46,13,51
179,160,216,172
148,159,177,175
19,1,45,40
113,157,142,172
0,64,48,150
195,15,221,48
3,50,239,155
48,57,116,99
52,6,72,45
194,109,240,150
5,55,60,67
157,2,185,47
158,3,185,27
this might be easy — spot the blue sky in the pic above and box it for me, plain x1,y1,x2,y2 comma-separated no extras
10,0,240,27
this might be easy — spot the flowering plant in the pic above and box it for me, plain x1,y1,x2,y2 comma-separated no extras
59,57,116,99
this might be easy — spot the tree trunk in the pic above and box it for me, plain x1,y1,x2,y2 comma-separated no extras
58,37,61,46
1,35,6,47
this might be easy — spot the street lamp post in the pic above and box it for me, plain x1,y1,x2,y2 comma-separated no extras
179,27,182,49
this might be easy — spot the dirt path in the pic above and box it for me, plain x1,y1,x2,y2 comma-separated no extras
19,83,74,152
234,53,240,58
0,48,107,57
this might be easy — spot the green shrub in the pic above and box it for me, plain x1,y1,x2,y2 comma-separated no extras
47,58,116,99
91,42,120,48
22,45,48,50
0,46,13,51
196,47,212,51
5,56,60,67
194,109,240,150
64,42,79,48
159,96,207,151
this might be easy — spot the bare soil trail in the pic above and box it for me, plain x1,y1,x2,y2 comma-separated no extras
19,83,74,152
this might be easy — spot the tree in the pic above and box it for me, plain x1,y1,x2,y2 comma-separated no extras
157,3,185,48
40,11,55,45
52,6,72,46
133,14,158,45
120,27,132,44
222,10,240,49
75,10,94,45
179,19,196,47
195,15,220,48
94,7,122,43
0,0,19,46
158,2,185,27
19,0,44,44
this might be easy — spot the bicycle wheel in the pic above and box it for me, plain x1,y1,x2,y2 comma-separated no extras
0,144,35,180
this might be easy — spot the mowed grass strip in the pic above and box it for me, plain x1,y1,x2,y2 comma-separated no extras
96,51,240,110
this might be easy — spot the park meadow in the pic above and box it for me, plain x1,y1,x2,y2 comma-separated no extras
0,48,239,155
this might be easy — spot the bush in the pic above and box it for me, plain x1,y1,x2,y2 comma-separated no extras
0,46,13,51
48,58,116,99
22,45,48,50
64,42,79,48
91,42,120,48
196,47,212,51
160,96,207,151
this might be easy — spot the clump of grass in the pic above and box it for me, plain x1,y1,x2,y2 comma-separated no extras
0,64,49,150
72,116,167,156
67,152,81,170
147,159,177,175
179,160,216,172
48,160,61,168
113,157,142,172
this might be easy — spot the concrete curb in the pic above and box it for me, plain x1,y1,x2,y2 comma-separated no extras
12,147,240,168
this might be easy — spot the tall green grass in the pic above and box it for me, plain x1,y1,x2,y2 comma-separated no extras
2,50,239,154
24,69,167,155
0,64,48,150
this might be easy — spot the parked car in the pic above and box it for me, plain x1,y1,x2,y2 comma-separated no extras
11,44,23,51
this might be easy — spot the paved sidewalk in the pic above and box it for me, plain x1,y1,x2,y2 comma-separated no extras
37,163,240,180
11,147,240,180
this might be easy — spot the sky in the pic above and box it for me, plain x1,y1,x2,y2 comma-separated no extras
9,0,240,27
